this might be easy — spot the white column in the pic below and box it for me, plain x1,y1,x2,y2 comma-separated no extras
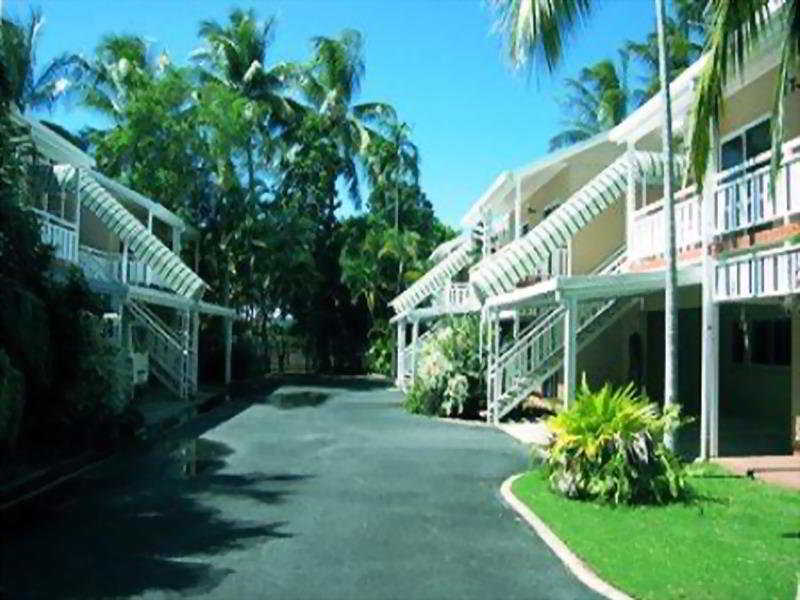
121,242,129,283
700,123,720,459
626,142,636,256
224,316,233,386
514,173,522,240
146,211,153,286
791,310,800,452
411,320,419,385
563,297,578,409
74,169,82,263
396,320,406,388
512,310,520,339
172,227,182,254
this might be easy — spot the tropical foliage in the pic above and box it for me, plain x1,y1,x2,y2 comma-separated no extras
545,378,687,505
405,316,486,418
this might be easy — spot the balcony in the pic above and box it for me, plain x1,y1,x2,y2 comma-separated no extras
32,207,78,263
432,282,479,313
713,137,800,235
78,246,167,288
629,135,800,262
714,244,800,302
630,185,702,261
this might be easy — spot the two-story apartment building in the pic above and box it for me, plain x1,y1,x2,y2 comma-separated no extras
392,5,800,458
13,109,237,400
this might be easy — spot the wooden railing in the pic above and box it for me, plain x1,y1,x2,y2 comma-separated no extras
433,283,477,311
77,245,167,288
713,137,800,235
714,244,800,302
31,208,78,263
630,185,702,260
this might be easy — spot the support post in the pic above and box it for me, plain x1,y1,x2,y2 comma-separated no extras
121,242,129,284
146,211,153,286
514,173,522,240
411,320,419,385
700,122,720,459
563,297,578,409
512,310,520,339
396,319,406,388
74,169,82,263
791,310,800,452
224,316,233,387
626,142,636,256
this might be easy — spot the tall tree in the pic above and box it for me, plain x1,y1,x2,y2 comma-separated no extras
489,0,680,448
626,1,706,106
0,10,81,113
549,54,629,150
192,8,297,200
690,0,800,189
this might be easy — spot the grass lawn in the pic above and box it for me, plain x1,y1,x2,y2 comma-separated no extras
512,464,800,600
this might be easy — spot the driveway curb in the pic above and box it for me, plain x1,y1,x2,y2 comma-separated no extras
500,474,633,600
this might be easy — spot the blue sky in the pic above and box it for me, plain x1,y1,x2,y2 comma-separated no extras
6,0,657,228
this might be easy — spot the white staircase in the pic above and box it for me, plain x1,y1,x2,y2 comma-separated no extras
399,325,438,391
486,248,635,422
127,299,197,399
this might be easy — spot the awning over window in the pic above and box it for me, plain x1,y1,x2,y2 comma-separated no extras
470,151,688,298
54,165,207,300
390,238,475,314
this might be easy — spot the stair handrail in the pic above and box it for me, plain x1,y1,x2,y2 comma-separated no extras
127,300,184,352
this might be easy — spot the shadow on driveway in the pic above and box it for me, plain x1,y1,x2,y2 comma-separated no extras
1,403,312,599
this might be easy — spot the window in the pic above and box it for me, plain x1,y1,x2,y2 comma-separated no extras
719,117,771,172
738,317,792,367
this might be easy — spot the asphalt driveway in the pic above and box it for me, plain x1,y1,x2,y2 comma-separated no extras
2,381,600,599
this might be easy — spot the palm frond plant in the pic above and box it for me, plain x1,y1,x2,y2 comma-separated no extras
546,377,687,505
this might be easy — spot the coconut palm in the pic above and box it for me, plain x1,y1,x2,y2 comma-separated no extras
364,119,420,228
549,54,629,150
78,34,164,123
489,0,680,448
192,8,299,200
689,0,800,189
0,10,83,112
625,8,705,106
296,29,397,208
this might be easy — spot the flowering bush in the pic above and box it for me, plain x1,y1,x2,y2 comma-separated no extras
405,315,485,418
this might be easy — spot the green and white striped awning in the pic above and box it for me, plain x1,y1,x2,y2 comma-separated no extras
470,151,687,298
54,165,207,300
390,238,476,314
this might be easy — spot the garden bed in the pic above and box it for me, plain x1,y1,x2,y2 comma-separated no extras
511,464,800,599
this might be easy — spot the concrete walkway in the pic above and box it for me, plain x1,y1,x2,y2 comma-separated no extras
715,454,800,490
2,383,600,599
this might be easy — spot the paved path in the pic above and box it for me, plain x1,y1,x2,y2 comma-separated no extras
2,383,599,599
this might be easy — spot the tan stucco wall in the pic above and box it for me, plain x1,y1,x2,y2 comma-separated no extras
570,200,625,275
719,66,800,142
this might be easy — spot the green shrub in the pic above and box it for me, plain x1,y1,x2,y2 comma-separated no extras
404,315,485,418
545,377,687,505
365,328,393,376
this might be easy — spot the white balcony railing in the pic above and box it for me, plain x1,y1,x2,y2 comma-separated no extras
78,245,166,288
714,137,800,235
31,208,78,263
631,185,702,260
714,244,800,302
433,282,476,311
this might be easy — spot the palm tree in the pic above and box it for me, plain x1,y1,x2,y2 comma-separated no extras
0,10,82,113
78,34,163,123
489,0,680,448
549,54,629,150
364,119,420,228
625,9,705,106
689,0,800,189
192,8,298,200
296,29,397,208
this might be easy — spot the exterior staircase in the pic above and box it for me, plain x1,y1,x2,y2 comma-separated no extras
486,248,635,422
127,299,197,399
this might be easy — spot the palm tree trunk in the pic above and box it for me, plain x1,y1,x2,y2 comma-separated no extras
655,0,678,451
246,140,256,202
